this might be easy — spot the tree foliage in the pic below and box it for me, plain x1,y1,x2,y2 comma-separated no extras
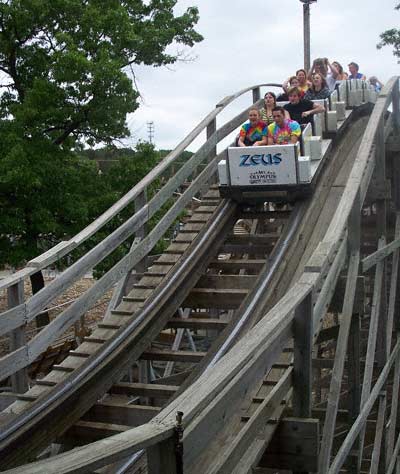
0,0,202,146
377,3,400,62
0,1,202,268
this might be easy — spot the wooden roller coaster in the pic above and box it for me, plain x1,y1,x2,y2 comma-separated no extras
0,77,399,474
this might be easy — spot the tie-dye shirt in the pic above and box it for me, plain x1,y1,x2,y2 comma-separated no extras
268,119,301,145
239,120,267,145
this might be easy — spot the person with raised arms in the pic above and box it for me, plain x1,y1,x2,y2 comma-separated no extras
308,57,339,92
237,107,267,147
267,106,301,145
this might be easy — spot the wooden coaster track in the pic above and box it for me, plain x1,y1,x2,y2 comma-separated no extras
0,78,400,473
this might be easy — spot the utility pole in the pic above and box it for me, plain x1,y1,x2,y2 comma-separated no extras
300,0,317,72
147,121,154,144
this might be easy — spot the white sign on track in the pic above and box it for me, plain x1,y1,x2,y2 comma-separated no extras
227,145,298,186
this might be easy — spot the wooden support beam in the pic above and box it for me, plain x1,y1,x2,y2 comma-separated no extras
209,259,265,271
184,288,248,309
61,420,128,444
141,349,206,363
166,318,227,331
8,281,28,393
147,436,178,474
83,400,160,426
205,369,292,474
358,238,385,470
319,252,360,473
293,291,312,418
370,392,387,474
110,383,179,399
196,274,257,290
260,417,319,472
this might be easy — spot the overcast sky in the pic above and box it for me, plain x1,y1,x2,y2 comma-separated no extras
125,0,399,151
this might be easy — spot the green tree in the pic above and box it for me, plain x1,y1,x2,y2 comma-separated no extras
377,3,400,61
0,0,202,268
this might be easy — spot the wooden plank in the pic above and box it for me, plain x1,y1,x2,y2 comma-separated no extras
62,420,128,443
184,288,248,309
293,292,312,418
110,383,178,398
357,238,385,469
141,349,206,363
386,351,400,462
166,318,227,330
261,418,319,472
205,369,292,474
84,401,160,426
209,259,265,271
196,274,257,290
8,281,28,393
362,236,400,273
369,392,387,474
328,339,400,474
318,252,360,473
147,436,178,474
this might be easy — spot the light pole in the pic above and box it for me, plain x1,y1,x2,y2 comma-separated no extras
300,0,317,72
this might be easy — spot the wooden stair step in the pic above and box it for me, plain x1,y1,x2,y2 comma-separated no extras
83,336,108,344
52,365,75,373
209,259,265,271
84,401,160,426
69,350,91,358
141,349,206,363
110,382,179,398
63,421,129,443
17,394,38,402
166,318,227,330
184,288,248,310
98,323,122,330
35,379,58,387
122,295,147,303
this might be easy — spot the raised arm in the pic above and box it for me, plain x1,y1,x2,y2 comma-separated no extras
327,59,339,79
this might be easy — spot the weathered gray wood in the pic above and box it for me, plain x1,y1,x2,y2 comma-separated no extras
84,401,160,426
293,291,312,418
370,392,387,474
392,77,400,131
2,422,175,474
205,369,292,474
110,383,178,398
386,351,400,466
328,338,400,474
313,237,347,332
357,237,385,469
147,436,178,474
260,417,320,472
207,117,217,160
252,87,260,103
386,213,400,358
362,236,400,273
386,432,400,474
7,282,28,393
318,252,360,473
